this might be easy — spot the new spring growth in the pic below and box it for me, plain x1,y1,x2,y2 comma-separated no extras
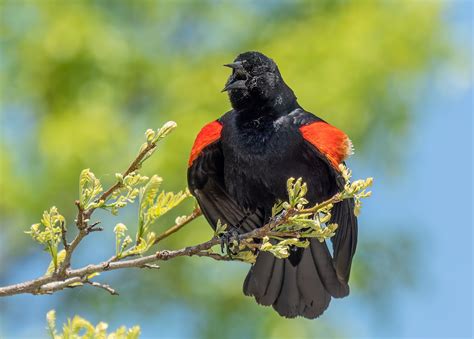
210,172,371,262
145,129,155,143
214,220,228,237
114,223,130,257
139,121,178,164
79,169,104,210
156,121,178,140
137,175,189,243
261,236,310,259
25,206,65,270
258,169,373,260
107,172,149,215
25,121,191,273
338,164,373,216
46,310,140,339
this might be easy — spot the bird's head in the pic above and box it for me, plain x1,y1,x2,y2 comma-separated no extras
223,51,297,112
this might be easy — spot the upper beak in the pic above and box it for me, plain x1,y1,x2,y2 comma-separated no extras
222,61,248,92
223,61,245,70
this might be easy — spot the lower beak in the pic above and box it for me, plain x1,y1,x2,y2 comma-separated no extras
222,61,249,92
221,79,247,92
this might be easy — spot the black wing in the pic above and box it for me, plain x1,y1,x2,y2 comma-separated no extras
329,189,358,283
187,140,264,233
293,109,358,284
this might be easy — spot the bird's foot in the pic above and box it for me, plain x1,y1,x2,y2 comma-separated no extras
220,230,240,258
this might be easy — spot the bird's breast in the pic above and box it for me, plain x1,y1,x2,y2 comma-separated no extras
221,121,303,209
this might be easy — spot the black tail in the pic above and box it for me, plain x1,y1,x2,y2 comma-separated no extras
243,198,357,318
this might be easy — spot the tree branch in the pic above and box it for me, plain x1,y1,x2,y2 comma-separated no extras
0,207,295,297
0,186,355,297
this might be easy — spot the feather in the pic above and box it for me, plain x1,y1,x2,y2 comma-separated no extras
297,245,331,318
273,260,301,318
243,251,275,298
310,239,349,298
330,198,358,283
256,257,284,306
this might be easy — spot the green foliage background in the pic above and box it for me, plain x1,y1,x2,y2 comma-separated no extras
0,0,453,338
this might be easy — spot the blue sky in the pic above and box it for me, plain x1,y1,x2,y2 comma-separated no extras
353,2,473,336
392,3,472,336
360,72,472,337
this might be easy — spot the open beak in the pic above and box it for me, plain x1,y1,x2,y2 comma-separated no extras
222,61,249,92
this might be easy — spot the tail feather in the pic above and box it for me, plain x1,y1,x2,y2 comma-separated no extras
310,239,349,298
297,246,331,318
244,239,347,319
242,199,357,318
257,257,284,306
244,251,275,298
273,260,301,318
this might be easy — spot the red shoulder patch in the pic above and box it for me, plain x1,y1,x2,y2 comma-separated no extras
300,121,353,169
188,120,223,166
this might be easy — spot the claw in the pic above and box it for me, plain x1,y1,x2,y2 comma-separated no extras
220,236,225,254
219,229,240,258
232,230,240,248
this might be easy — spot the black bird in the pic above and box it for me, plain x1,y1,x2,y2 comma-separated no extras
187,51,357,319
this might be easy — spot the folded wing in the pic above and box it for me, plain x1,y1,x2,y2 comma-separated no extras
298,118,358,284
187,120,264,233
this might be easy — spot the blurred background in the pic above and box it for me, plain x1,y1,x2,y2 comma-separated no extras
0,0,472,338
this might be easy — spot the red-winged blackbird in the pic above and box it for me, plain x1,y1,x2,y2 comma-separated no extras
187,51,357,319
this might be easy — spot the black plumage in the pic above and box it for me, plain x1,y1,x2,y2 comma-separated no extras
188,51,357,319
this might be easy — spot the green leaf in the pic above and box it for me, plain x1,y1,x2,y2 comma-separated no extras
232,249,257,264
153,121,177,142
104,172,148,215
137,177,189,242
47,309,140,338
66,315,95,337
79,169,103,209
214,219,228,237
26,207,66,267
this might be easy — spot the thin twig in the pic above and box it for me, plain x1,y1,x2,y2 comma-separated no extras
193,251,245,262
60,221,69,251
85,281,119,296
299,194,342,214
57,228,87,277
141,264,160,269
153,207,202,245
84,141,158,220
74,200,85,229
267,231,300,238
87,221,103,233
